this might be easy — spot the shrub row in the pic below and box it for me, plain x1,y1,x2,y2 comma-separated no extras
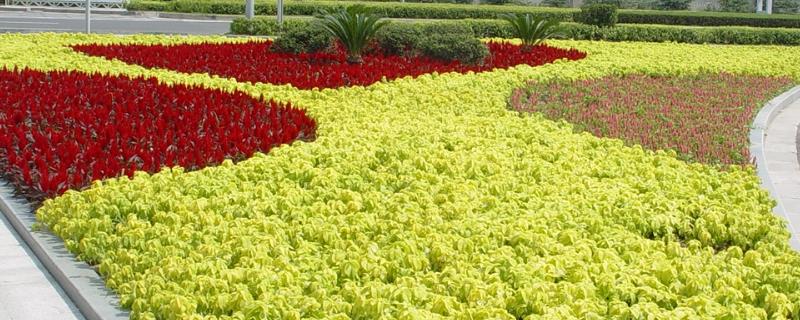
231,17,800,46
129,0,800,28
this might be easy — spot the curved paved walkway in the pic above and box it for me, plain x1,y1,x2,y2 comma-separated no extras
762,97,800,250
0,212,82,320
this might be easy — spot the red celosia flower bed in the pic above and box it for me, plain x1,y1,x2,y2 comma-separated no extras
510,73,793,166
71,41,587,89
0,69,316,202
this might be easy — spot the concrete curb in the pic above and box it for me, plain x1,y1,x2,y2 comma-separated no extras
135,11,241,21
0,182,129,320
749,85,800,250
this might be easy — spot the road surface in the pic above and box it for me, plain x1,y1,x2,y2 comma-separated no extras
0,10,231,34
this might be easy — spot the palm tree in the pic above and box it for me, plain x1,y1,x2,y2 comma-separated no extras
318,5,389,64
500,13,562,49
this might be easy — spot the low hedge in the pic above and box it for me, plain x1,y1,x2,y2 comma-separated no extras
129,0,800,28
620,10,800,28
230,17,800,46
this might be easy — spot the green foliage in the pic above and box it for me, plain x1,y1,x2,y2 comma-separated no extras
718,0,752,12
500,13,562,47
374,23,424,56
318,5,389,64
270,22,333,54
576,4,619,27
655,0,692,10
420,33,489,64
774,0,800,13
541,0,568,7
229,17,308,35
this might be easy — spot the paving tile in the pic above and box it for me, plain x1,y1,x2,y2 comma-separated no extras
0,282,79,320
0,214,80,320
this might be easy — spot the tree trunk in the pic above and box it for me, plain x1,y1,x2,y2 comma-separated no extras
346,54,363,64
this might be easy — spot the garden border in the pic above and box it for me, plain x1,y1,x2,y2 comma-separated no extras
0,181,129,320
749,85,800,251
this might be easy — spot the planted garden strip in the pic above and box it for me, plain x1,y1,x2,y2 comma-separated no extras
0,69,316,202
510,73,794,166
71,41,587,89
5,34,800,318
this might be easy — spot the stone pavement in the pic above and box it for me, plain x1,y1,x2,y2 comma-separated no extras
0,212,82,320
763,98,800,250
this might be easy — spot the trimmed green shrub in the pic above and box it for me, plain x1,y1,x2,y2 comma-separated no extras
420,33,489,64
655,0,692,10
270,22,333,54
375,20,479,55
420,21,476,36
374,23,424,56
576,4,619,27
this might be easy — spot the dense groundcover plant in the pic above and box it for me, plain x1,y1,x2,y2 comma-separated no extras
0,68,315,202
510,73,793,166
71,41,587,89
5,34,800,319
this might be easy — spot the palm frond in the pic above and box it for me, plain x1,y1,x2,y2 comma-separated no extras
500,13,562,47
318,5,388,63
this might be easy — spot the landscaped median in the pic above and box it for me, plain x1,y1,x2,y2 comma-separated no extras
3,33,800,319
231,18,800,46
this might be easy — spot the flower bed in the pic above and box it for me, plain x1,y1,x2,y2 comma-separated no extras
0,68,315,202
3,34,800,319
509,73,794,166
71,41,587,89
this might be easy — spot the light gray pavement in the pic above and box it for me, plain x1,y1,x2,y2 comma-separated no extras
763,98,800,249
0,10,230,34
0,211,83,320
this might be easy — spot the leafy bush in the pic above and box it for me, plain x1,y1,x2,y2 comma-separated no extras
576,4,619,27
374,23,424,56
270,22,333,54
500,13,562,47
419,21,475,36
229,17,310,36
420,33,489,64
318,5,389,64
655,0,692,10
